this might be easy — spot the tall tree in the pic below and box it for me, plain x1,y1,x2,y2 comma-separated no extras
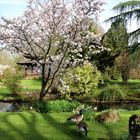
115,50,131,85
99,18,128,69
106,0,140,66
101,18,131,84
0,0,105,101
107,0,140,38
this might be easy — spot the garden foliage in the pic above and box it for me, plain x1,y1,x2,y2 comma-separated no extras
34,100,81,113
3,68,22,95
60,62,101,99
98,84,126,102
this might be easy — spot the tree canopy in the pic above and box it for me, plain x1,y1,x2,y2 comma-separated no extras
0,0,106,101
107,0,140,39
95,18,128,72
106,0,140,68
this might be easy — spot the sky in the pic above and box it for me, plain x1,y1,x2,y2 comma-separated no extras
0,0,138,32
100,0,138,32
100,0,126,31
0,0,26,18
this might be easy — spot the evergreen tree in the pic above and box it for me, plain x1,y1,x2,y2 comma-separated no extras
100,18,131,84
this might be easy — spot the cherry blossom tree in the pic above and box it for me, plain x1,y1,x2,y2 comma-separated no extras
0,0,106,101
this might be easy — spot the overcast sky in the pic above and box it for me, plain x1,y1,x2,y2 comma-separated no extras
0,0,138,32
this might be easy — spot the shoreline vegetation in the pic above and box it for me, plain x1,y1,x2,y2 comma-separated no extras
0,79,139,103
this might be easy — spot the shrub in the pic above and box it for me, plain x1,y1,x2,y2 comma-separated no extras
3,68,22,95
60,62,101,99
33,101,48,113
129,68,140,79
97,84,126,102
33,100,81,113
18,103,31,111
102,66,120,81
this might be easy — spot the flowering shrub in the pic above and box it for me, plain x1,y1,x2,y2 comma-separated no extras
60,62,101,99
0,0,106,100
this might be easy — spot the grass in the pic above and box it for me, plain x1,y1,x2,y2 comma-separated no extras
0,88,11,99
108,79,140,95
0,78,139,101
20,79,140,96
21,79,41,91
0,79,41,100
0,109,139,140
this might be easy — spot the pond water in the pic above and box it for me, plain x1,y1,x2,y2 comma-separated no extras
92,102,140,111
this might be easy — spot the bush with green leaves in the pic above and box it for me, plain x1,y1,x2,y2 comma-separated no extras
3,68,22,95
60,62,101,99
33,101,48,113
102,66,120,81
83,105,95,121
97,84,126,102
33,100,81,113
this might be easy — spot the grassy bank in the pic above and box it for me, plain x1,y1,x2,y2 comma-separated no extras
108,79,140,95
0,79,139,101
0,110,139,140
0,79,41,100
21,79,41,91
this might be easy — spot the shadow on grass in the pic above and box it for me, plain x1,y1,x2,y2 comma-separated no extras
0,111,128,140
0,112,93,140
95,122,114,140
1,112,46,140
41,113,92,140
95,121,128,140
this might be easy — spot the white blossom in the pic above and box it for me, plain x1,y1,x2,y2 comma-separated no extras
0,0,106,99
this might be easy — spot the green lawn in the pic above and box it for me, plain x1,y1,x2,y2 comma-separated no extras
21,79,41,91
0,79,41,100
0,88,10,99
0,79,139,100
0,110,139,140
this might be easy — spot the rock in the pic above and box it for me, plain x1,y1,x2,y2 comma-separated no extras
0,103,14,112
95,110,120,122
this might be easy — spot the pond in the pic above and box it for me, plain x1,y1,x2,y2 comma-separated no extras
0,101,140,112
92,102,140,111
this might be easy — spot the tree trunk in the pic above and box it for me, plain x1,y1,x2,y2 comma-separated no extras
39,63,46,101
39,62,52,101
39,82,46,101
122,73,128,85
39,89,45,101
